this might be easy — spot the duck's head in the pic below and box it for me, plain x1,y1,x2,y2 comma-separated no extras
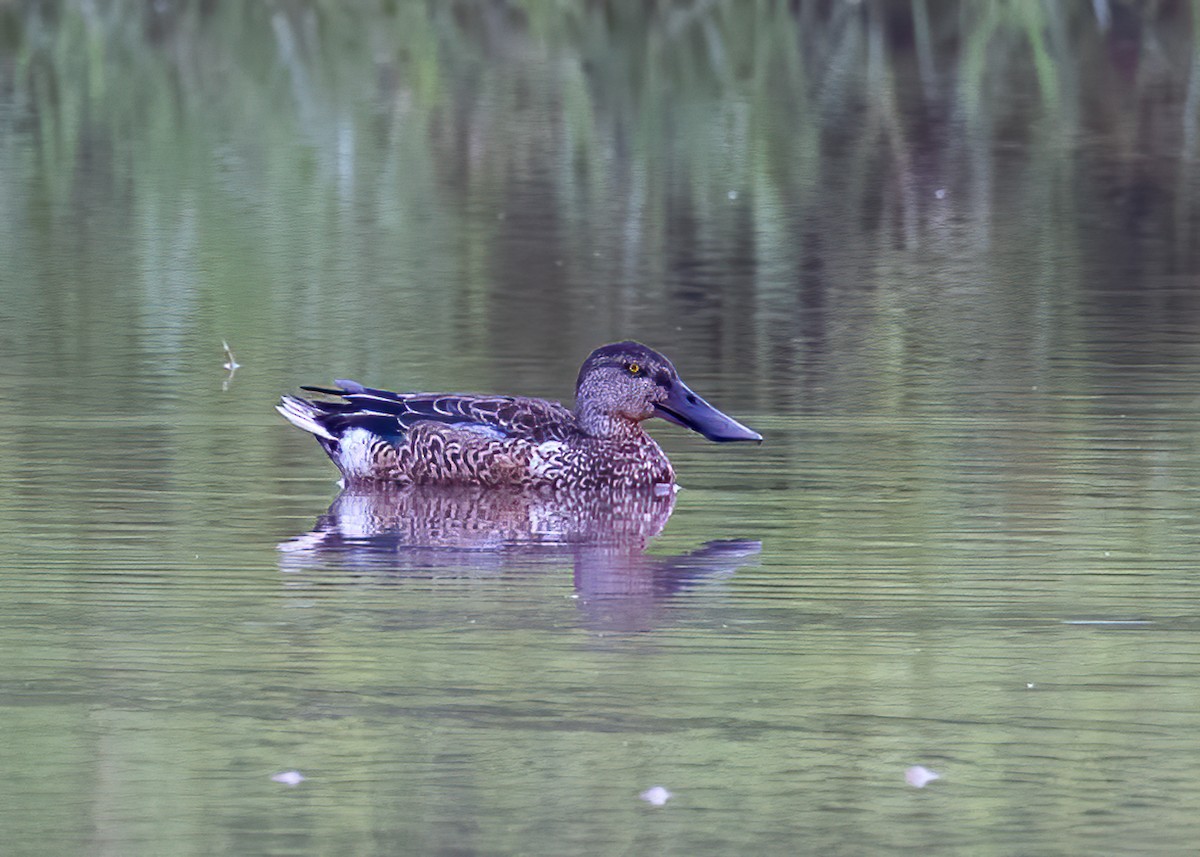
574,341,762,443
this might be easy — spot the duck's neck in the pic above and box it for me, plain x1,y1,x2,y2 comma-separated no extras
575,403,648,443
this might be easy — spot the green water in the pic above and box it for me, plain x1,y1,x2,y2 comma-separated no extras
4,3,1200,854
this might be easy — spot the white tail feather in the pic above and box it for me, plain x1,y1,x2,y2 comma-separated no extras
276,397,337,441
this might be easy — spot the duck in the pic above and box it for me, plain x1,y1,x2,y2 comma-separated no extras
277,341,761,489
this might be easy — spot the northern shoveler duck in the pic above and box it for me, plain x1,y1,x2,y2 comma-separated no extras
277,341,761,489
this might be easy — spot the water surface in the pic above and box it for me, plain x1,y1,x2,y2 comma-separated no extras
3,3,1200,855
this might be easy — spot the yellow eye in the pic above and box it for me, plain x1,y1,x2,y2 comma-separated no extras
628,362,641,375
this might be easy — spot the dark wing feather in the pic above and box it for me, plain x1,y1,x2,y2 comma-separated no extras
299,381,576,443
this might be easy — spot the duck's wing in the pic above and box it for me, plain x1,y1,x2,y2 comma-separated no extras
292,380,576,444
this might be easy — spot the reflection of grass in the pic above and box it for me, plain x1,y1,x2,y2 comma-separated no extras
2,3,1189,238
4,3,1188,222
0,0,1197,394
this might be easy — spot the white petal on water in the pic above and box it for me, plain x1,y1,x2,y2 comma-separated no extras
271,770,306,786
905,766,940,788
639,786,672,806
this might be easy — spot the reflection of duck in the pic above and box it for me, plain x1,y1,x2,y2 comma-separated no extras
278,485,760,632
277,341,760,489
279,483,678,554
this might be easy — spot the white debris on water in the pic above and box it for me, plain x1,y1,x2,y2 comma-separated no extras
639,786,672,806
222,340,241,370
905,766,940,788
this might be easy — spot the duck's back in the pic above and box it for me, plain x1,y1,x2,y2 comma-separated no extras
278,383,585,485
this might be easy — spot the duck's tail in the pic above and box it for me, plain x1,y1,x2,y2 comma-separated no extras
277,389,406,481
277,394,346,468
276,395,338,443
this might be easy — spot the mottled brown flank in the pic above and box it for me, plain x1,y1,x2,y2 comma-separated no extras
359,419,675,489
